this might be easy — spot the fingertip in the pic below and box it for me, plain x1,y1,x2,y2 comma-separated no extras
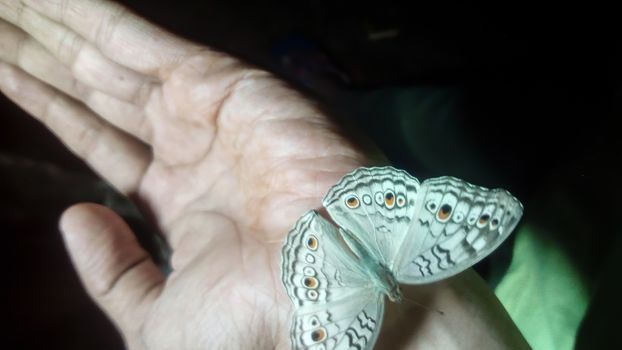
58,202,150,295
59,203,125,245
58,202,163,331
60,202,112,232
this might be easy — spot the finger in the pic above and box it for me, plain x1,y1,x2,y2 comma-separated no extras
0,19,153,141
0,61,149,194
0,3,159,104
0,19,84,99
60,203,164,340
20,0,203,78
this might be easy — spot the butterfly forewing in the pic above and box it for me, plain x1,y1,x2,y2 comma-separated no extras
281,211,384,349
394,176,523,284
322,167,420,267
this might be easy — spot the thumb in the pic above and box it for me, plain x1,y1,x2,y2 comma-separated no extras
60,203,164,340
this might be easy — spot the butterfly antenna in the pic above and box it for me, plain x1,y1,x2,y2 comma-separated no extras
402,296,445,316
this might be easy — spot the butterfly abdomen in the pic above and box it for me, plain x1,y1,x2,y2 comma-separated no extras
368,263,402,303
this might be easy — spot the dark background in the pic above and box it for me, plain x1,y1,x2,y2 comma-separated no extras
2,1,620,349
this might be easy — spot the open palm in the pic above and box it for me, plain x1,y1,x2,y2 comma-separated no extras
0,0,364,348
0,1,529,349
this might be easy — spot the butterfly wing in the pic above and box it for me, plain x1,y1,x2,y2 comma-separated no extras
281,211,385,350
394,176,523,284
291,297,385,350
322,167,421,267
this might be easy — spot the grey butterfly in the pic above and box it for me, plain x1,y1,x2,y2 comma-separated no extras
281,166,523,350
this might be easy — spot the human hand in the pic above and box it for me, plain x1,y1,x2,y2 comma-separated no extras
0,1,528,349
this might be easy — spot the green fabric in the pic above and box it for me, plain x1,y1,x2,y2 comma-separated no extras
495,226,589,349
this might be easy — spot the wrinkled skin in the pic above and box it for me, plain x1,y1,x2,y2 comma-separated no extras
0,1,529,349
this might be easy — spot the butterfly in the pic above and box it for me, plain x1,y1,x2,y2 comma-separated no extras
280,166,523,350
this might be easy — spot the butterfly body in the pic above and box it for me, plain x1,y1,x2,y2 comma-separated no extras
367,262,402,303
281,166,523,350
338,227,402,302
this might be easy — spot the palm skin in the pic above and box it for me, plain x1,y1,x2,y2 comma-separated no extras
127,56,364,349
0,0,528,349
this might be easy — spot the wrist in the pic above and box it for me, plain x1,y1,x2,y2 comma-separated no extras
377,269,529,349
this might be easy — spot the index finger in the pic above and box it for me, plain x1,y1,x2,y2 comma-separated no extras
21,0,205,78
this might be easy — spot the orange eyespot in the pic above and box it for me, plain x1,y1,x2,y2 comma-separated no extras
345,196,360,209
479,214,490,225
385,192,395,207
311,328,327,342
303,277,318,289
437,204,452,220
306,236,318,250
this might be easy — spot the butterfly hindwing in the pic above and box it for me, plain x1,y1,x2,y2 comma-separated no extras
322,167,420,267
281,211,384,349
291,295,384,350
394,176,523,284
